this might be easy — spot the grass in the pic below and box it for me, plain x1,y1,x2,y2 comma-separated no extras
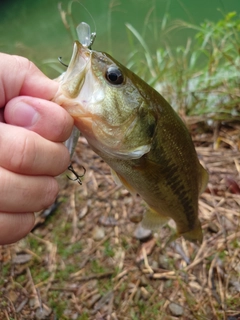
126,11,240,120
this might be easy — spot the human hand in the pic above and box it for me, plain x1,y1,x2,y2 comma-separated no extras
0,53,74,245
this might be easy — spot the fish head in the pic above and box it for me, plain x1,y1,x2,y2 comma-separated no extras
55,41,157,160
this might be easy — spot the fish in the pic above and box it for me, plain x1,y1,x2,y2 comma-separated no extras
53,41,208,243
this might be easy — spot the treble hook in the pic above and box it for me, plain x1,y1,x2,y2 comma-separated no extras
67,164,86,185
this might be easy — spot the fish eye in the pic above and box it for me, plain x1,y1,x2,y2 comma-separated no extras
105,66,124,85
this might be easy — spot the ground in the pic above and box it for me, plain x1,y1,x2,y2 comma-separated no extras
0,121,240,320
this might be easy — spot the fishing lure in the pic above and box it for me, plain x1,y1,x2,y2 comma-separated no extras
63,21,96,183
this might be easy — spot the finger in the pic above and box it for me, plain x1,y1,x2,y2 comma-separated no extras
0,212,35,245
0,167,59,213
4,96,74,142
0,108,3,122
0,123,70,176
0,53,58,107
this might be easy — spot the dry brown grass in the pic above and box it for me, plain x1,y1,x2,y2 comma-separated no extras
0,122,240,320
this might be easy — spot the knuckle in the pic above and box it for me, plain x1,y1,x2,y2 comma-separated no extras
13,55,35,73
10,133,37,172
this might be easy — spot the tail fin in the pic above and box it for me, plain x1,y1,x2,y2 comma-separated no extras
179,219,203,244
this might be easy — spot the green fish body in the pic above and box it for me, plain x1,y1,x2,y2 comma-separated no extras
54,41,208,243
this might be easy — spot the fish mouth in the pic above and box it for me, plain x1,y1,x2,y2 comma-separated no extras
67,41,91,78
57,41,92,100
54,41,95,117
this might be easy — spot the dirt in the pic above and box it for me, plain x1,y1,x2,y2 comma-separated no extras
0,121,240,320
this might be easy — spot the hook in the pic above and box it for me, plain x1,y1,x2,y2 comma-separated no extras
58,56,68,67
67,164,86,185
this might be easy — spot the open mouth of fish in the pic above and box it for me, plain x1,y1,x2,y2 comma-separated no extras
54,41,152,159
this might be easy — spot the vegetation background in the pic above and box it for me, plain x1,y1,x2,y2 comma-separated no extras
0,0,240,319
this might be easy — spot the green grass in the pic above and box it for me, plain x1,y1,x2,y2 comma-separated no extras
78,313,89,320
126,11,240,119
49,295,68,318
90,259,106,274
103,240,115,257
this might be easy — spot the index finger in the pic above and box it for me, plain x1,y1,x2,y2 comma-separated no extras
0,53,58,107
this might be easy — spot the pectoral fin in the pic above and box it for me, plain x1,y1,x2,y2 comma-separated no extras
111,169,137,195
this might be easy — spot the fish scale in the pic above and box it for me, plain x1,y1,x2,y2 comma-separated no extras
54,40,208,244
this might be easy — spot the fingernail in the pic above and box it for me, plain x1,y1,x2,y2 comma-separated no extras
11,102,39,128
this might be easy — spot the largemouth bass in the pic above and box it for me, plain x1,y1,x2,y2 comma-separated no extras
54,41,208,243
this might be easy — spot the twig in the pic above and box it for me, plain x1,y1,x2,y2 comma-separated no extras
72,271,114,281
142,247,154,274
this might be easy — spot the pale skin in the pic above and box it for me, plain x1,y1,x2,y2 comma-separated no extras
0,53,74,245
